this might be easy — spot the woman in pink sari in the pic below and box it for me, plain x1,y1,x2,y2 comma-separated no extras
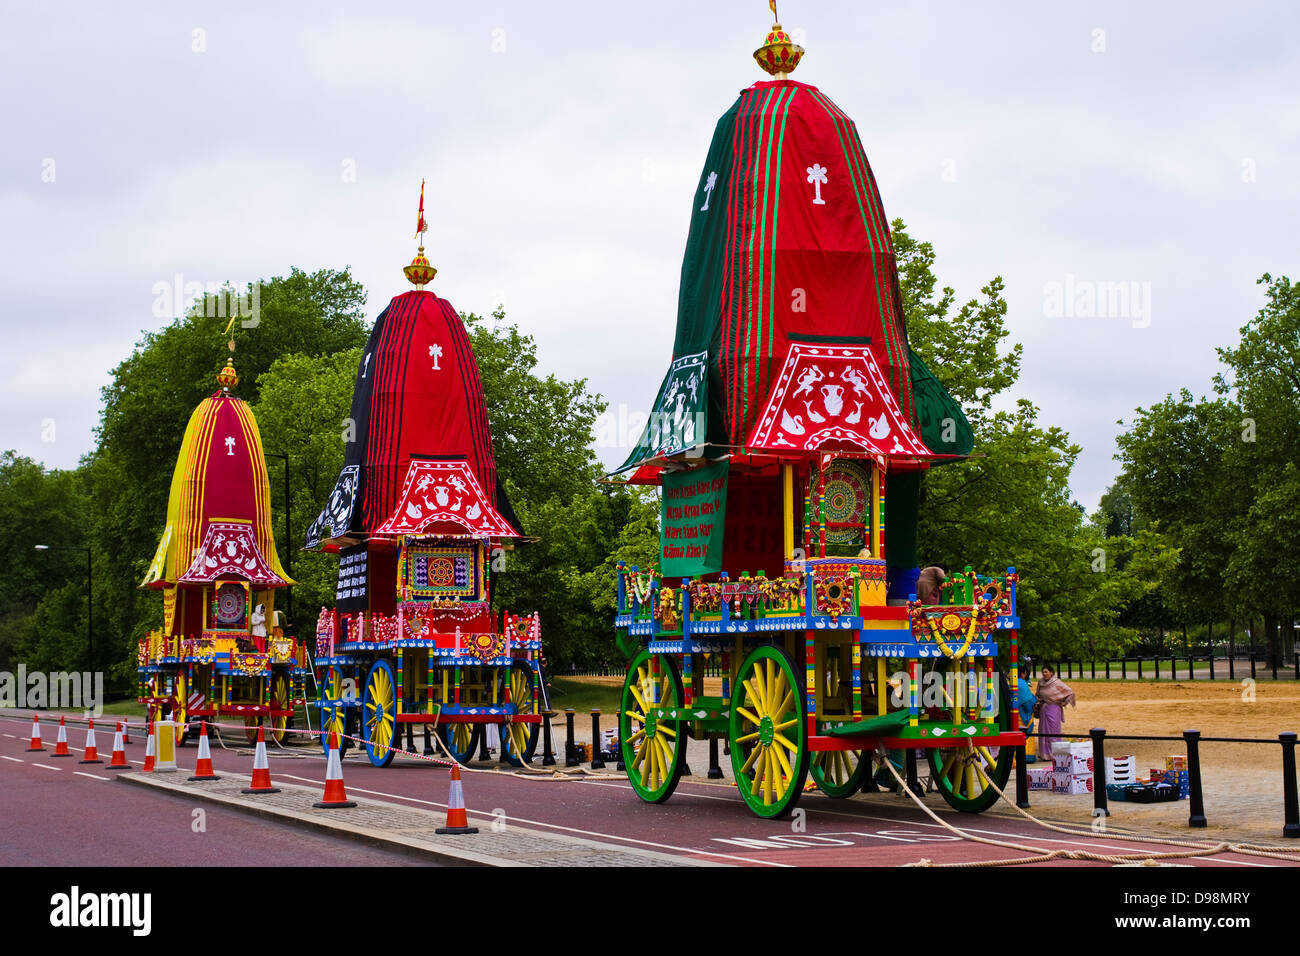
1035,665,1077,760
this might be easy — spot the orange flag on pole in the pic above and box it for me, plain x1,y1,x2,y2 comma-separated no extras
416,179,427,237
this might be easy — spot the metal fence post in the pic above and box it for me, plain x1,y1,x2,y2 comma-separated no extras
1090,728,1109,817
1122,658,1127,680
1106,659,1111,680
1154,657,1160,680
564,709,578,767
708,737,723,779
1184,729,1207,828
1208,654,1215,681
541,710,556,766
905,748,921,797
590,709,605,770
1016,744,1030,809
1137,658,1143,680
1091,660,1096,679
1281,732,1299,839
1251,653,1257,680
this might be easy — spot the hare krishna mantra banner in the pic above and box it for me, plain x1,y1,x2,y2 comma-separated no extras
660,459,728,577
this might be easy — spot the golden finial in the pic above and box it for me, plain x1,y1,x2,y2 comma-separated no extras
405,179,437,289
754,2,803,78
217,358,240,391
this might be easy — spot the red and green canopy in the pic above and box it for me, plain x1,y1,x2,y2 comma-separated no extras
618,78,930,471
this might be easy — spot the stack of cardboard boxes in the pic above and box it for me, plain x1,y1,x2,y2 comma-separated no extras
1051,740,1094,794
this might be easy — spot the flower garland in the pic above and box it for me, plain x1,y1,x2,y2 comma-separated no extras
815,575,852,620
626,567,658,606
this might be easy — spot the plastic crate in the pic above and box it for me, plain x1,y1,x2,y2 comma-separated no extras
1126,784,1178,803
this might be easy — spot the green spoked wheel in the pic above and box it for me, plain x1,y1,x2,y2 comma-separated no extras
440,723,481,765
730,645,809,818
619,650,685,804
809,727,866,798
362,659,398,768
927,671,1014,812
500,663,539,767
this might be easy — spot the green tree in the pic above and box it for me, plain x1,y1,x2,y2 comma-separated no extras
1214,274,1300,664
253,348,366,626
0,453,90,671
894,221,1135,659
86,267,369,684
462,309,650,668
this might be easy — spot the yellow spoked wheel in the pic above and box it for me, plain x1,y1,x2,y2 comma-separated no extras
173,673,189,747
440,722,481,764
927,671,1013,812
318,666,351,757
500,663,539,767
619,650,685,804
730,645,809,818
270,672,293,745
810,731,866,798
362,659,397,768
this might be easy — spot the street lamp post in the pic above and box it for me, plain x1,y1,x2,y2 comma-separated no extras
265,451,292,632
33,544,92,673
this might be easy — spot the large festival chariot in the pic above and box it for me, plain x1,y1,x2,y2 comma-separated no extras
137,359,311,746
611,13,1026,818
305,198,546,768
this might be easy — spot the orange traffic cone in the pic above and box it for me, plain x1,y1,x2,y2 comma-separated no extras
436,764,479,834
106,722,129,769
187,721,220,781
78,719,102,764
142,722,156,773
312,732,356,808
51,716,72,757
25,714,44,752
241,725,280,794
122,722,132,745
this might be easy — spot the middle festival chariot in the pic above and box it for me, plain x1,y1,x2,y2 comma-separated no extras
306,202,546,768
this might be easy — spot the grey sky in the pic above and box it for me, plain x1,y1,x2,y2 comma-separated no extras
2,1,1297,511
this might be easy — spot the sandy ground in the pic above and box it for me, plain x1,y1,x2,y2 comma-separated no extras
552,676,1300,846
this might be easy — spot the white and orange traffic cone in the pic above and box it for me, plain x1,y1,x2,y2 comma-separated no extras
51,715,72,757
142,722,156,773
106,721,129,770
78,719,102,764
241,725,280,794
435,764,479,834
187,721,220,781
122,722,132,745
25,714,44,752
312,732,356,808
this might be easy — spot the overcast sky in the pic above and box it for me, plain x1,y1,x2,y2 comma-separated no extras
2,1,1297,511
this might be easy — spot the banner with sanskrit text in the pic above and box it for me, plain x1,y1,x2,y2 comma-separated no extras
660,459,728,578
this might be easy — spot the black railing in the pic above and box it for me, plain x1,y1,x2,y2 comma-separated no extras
1015,728,1299,839
1022,652,1300,682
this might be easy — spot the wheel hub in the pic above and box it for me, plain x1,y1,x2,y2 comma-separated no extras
758,714,775,746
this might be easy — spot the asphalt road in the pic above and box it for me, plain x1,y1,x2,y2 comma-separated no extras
0,729,429,867
4,715,1295,868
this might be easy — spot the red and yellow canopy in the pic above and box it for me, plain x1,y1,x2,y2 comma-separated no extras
141,364,292,589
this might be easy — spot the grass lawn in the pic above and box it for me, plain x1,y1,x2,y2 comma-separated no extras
546,676,623,716
100,699,148,717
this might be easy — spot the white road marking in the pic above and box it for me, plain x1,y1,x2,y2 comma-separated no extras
1,755,24,763
75,771,110,781
32,763,62,771
274,773,786,867
2,733,16,738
